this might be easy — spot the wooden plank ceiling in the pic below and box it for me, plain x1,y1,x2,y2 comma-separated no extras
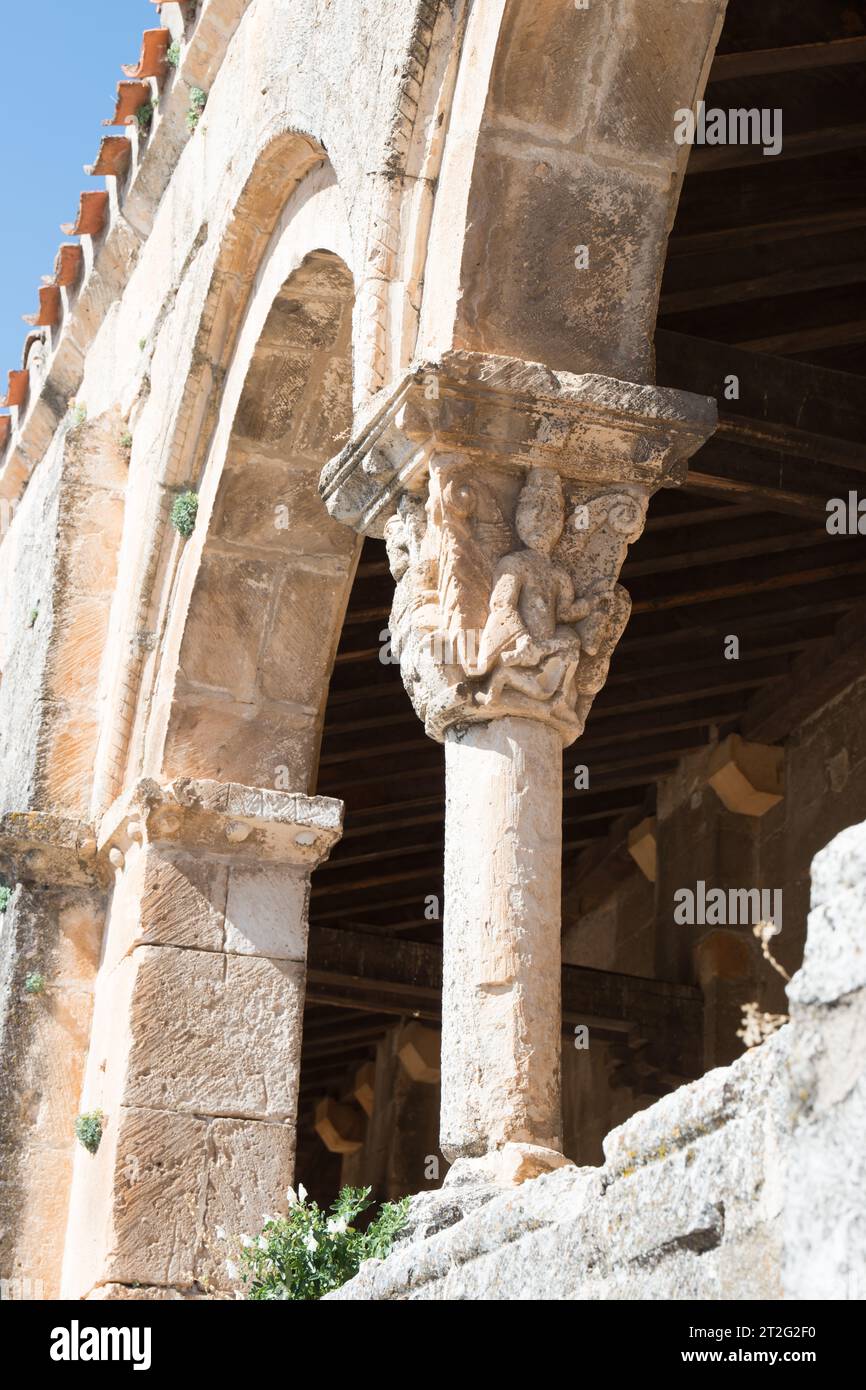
299,0,866,1122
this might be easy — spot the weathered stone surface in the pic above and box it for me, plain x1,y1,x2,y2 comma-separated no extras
140,851,227,953
123,945,305,1120
0,883,103,1298
259,568,348,708
163,700,318,792
198,1118,295,1291
224,865,308,960
789,822,866,1007
330,820,866,1300
442,717,563,1161
177,553,276,701
97,1107,208,1292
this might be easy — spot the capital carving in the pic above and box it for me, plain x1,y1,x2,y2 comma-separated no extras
321,350,717,745
385,456,647,742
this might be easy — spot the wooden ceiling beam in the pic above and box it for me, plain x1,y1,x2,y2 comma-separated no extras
305,926,703,1045
710,35,866,81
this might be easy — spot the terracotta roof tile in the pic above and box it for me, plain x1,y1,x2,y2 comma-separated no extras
104,80,152,127
51,244,84,289
122,28,170,79
85,135,132,179
2,371,29,410
23,286,61,329
61,190,109,237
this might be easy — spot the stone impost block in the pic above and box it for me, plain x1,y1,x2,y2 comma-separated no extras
314,1097,365,1154
397,1022,441,1085
707,735,784,818
98,777,344,870
320,350,717,537
0,812,99,887
353,1061,376,1117
627,816,657,883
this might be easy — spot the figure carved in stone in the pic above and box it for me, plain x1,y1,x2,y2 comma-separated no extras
384,460,647,743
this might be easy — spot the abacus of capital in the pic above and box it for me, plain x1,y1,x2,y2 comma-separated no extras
321,350,717,1184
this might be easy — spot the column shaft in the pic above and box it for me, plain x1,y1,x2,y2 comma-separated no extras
442,716,562,1160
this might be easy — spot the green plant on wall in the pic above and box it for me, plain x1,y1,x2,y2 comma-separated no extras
186,87,207,132
238,1184,408,1300
170,491,198,538
24,972,45,995
75,1110,104,1155
136,101,154,136
0,883,11,913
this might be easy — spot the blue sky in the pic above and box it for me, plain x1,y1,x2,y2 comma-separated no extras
0,1,155,396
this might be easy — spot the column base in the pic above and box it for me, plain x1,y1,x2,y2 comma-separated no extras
444,1144,574,1190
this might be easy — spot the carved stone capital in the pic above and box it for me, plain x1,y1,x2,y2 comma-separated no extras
320,350,716,536
97,778,344,869
321,352,716,745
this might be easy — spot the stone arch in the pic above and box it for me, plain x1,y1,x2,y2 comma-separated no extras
415,0,726,380
159,247,357,792
85,139,362,804
140,157,359,795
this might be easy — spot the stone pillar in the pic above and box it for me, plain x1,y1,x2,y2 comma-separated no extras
60,777,342,1299
0,816,105,1300
321,351,716,1181
442,717,562,1160
694,929,753,1070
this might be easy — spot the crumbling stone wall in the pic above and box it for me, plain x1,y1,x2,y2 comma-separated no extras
330,819,866,1300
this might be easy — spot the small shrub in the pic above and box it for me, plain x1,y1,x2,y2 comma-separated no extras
0,884,11,913
119,431,133,451
68,400,87,427
138,337,147,351
27,607,39,628
170,491,198,538
75,1110,104,1155
186,87,207,133
239,1184,408,1301
136,101,154,136
167,40,181,69
24,972,45,995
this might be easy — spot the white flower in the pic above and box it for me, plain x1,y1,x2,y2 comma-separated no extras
225,1260,239,1280
239,1234,252,1248
215,1226,226,1242
258,1235,268,1250
303,1230,318,1252
262,1214,274,1225
298,1183,308,1203
326,1215,348,1236
286,1186,297,1206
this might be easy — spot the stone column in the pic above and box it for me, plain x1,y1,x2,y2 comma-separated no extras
321,351,716,1181
60,777,342,1299
443,716,562,1161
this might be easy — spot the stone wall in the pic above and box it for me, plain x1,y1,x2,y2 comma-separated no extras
330,818,866,1300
